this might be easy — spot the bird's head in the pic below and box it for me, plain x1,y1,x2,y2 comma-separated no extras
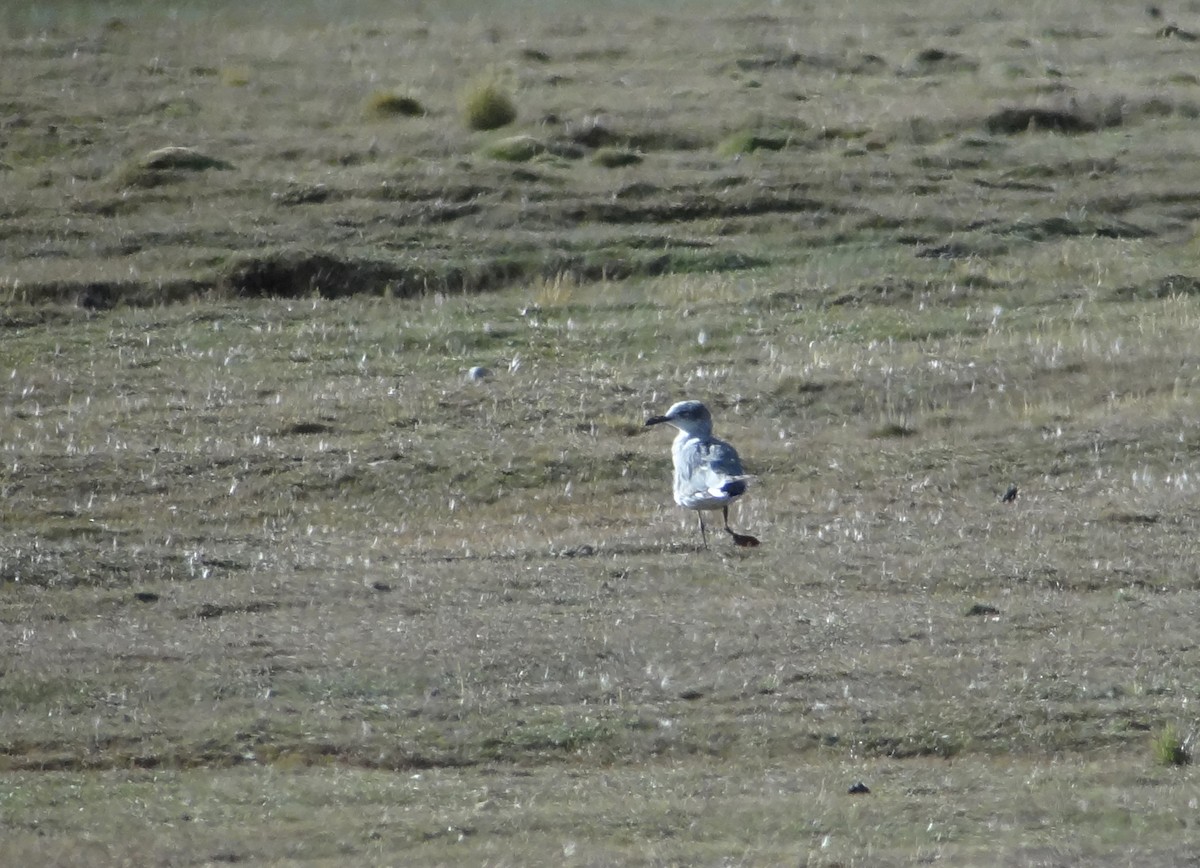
645,400,713,436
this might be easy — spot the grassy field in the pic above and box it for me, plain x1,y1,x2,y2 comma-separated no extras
4,0,1200,864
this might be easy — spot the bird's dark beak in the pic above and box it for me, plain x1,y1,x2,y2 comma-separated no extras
645,415,668,427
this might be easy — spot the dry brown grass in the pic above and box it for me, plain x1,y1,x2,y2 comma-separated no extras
4,0,1200,864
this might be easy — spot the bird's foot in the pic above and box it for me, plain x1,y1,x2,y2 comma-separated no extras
727,530,760,547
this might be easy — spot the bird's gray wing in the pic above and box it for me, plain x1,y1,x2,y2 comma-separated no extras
677,437,748,501
702,437,745,479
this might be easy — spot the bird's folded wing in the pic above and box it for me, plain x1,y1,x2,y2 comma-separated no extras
679,438,748,498
702,438,745,478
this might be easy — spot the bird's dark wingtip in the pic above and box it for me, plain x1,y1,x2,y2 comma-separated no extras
722,479,748,498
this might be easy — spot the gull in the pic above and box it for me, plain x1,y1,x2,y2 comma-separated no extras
645,400,760,548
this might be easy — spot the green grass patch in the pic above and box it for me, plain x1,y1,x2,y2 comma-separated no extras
1152,724,1191,767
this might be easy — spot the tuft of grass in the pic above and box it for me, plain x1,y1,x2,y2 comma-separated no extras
592,147,643,168
460,76,517,131
1152,724,1191,767
365,90,426,118
530,271,578,306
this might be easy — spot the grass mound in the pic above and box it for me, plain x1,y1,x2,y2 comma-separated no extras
483,135,545,162
112,146,234,188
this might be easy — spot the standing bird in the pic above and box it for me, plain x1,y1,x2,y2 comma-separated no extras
645,400,760,548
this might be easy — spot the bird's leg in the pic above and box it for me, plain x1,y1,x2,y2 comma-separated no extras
697,511,709,549
723,505,761,548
